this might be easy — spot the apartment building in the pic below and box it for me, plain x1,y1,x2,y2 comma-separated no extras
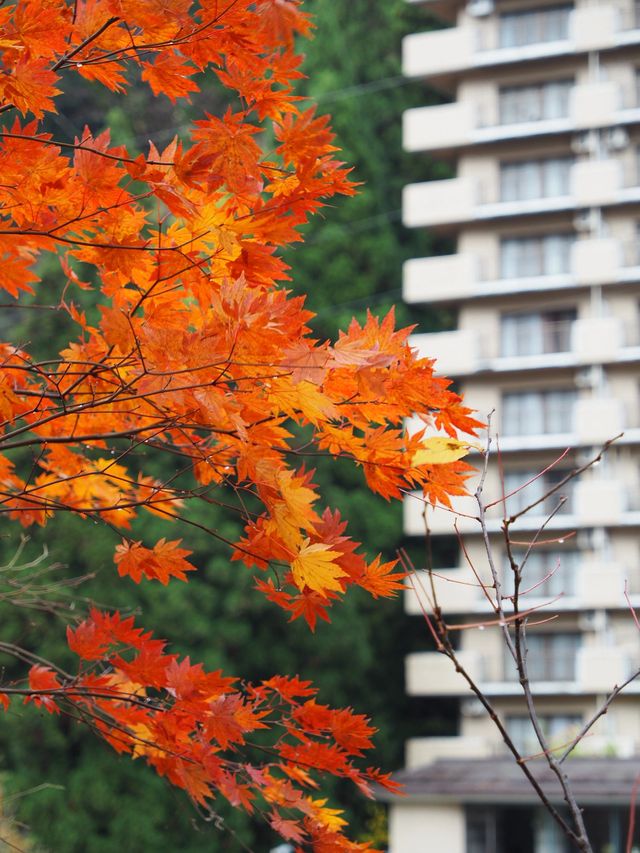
387,0,640,850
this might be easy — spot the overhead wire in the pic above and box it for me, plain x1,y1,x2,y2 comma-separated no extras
38,64,418,308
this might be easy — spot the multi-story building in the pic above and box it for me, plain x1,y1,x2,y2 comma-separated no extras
386,1,640,850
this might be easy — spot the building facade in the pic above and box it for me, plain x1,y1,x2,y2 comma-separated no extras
389,0,640,850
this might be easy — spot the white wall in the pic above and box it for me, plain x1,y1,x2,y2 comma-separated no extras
389,803,465,853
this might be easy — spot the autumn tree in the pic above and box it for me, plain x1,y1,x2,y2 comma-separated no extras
0,1,479,848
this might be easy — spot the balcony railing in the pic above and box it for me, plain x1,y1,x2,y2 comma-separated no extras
405,731,638,766
406,645,638,696
503,651,578,683
500,318,574,356
616,0,640,32
403,81,626,154
474,8,571,52
403,4,640,80
403,237,630,305
404,476,636,537
402,158,638,228
411,316,640,377
404,561,640,617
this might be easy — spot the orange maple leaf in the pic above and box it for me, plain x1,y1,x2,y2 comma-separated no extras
25,665,61,714
358,555,406,599
141,51,199,102
2,57,61,118
114,539,195,585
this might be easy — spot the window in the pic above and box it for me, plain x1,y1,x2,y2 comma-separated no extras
500,158,572,202
504,633,580,682
499,6,572,48
499,80,572,125
504,548,580,597
503,467,574,516
500,308,576,357
506,714,581,753
500,234,573,278
502,389,576,436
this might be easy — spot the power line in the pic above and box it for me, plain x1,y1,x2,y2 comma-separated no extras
44,67,416,151
312,74,412,104
33,68,414,249
304,209,402,244
313,287,402,316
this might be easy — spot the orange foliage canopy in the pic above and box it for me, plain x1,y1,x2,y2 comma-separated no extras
0,0,480,848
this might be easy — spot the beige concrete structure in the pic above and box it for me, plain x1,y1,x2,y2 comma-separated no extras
389,0,640,850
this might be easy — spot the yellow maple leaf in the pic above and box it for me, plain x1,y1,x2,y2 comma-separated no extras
275,469,320,532
269,377,338,426
306,798,347,831
412,436,476,466
291,540,346,595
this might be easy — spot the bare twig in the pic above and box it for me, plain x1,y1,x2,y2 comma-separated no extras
410,426,632,852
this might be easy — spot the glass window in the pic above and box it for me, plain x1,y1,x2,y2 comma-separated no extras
500,157,572,202
503,467,574,516
504,633,580,682
499,6,572,48
502,389,576,435
506,713,581,753
544,157,572,196
504,548,580,597
499,80,572,125
530,633,580,680
500,309,576,357
466,808,497,853
500,234,573,278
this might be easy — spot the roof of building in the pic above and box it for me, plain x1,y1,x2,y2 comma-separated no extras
378,758,640,805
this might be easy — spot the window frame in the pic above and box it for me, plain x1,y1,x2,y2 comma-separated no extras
499,79,573,125
500,233,574,279
503,466,575,516
501,388,577,436
500,156,573,202
499,5,573,49
500,308,577,357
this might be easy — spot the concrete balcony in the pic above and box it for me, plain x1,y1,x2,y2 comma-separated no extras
571,735,637,759
403,238,631,306
404,477,637,537
404,252,478,303
404,561,639,617
403,177,475,229
404,101,474,154
411,329,481,376
407,646,638,697
571,159,623,207
572,316,627,364
404,82,625,154
497,396,625,452
411,316,640,378
406,649,483,696
403,5,639,81
578,646,636,693
406,736,492,769
402,159,640,230
406,733,637,766
403,26,474,79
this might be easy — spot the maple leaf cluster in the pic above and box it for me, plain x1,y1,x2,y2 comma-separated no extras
4,610,397,851
0,0,481,847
